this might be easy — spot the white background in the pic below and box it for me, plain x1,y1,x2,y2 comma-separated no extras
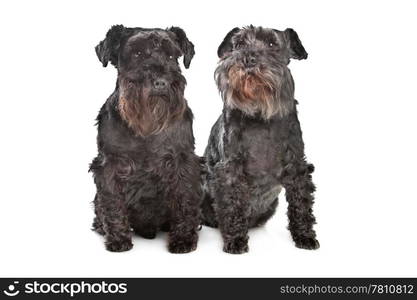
0,0,416,277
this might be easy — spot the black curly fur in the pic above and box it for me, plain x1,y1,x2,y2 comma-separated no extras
90,25,201,253
203,26,319,253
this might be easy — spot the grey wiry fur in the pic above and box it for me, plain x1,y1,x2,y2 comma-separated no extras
203,26,319,254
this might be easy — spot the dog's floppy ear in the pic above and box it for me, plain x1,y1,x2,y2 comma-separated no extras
217,27,240,58
284,28,308,60
95,25,127,67
168,27,195,69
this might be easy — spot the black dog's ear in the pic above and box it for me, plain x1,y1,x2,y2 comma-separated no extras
284,28,308,60
95,25,126,67
217,27,240,58
168,27,195,69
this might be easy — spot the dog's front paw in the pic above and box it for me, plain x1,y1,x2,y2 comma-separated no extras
223,237,249,254
105,238,133,252
294,236,320,250
168,235,197,254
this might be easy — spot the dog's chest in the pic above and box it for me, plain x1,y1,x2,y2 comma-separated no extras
232,121,285,211
239,124,284,179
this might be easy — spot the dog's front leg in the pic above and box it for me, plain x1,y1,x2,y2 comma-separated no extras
283,160,320,250
214,160,250,254
95,161,133,252
163,154,201,254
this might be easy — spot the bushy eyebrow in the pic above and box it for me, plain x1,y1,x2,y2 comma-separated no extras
256,30,279,44
160,39,182,57
125,37,182,59
232,29,279,47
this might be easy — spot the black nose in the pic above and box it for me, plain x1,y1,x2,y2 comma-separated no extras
153,79,168,90
243,55,257,67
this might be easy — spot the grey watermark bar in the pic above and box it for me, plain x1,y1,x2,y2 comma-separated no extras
0,278,415,299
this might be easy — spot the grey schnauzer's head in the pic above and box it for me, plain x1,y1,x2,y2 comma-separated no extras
215,25,307,119
95,25,195,136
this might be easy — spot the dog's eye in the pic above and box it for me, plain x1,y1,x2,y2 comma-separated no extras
169,55,173,60
134,51,141,57
269,42,274,47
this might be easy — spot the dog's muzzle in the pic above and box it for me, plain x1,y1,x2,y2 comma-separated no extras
153,78,168,90
243,54,257,68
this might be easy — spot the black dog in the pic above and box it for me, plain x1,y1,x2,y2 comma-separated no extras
90,25,201,253
202,26,319,254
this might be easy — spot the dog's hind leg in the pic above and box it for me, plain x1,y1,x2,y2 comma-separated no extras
201,190,218,228
92,194,105,235
252,197,279,227
129,209,158,239
127,198,159,240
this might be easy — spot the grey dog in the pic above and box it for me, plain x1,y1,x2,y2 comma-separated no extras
202,25,320,254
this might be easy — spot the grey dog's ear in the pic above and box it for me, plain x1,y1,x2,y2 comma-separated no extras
168,27,195,69
284,28,308,60
217,27,240,58
95,25,128,67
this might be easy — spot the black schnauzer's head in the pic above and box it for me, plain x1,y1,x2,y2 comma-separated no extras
95,25,195,136
215,25,307,119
